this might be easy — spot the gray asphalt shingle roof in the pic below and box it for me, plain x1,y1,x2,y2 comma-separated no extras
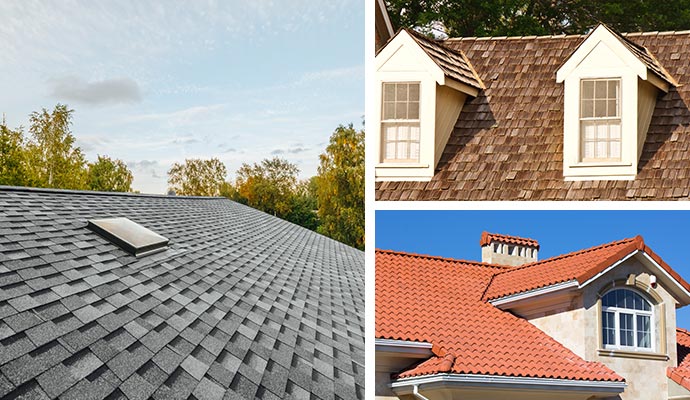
0,186,364,400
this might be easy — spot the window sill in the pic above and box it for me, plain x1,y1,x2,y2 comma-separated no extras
571,161,632,168
597,348,668,361
376,163,429,169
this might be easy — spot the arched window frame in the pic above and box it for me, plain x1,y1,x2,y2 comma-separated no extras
601,288,654,352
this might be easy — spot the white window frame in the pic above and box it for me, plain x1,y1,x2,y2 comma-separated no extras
601,288,654,352
579,78,622,162
381,82,421,163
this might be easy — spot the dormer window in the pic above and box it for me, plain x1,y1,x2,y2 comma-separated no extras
556,24,675,181
382,82,420,162
374,28,482,181
581,79,621,162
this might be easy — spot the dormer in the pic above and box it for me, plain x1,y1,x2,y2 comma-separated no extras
374,29,484,181
556,24,677,181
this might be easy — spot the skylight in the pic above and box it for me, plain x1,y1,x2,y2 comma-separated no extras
87,217,168,256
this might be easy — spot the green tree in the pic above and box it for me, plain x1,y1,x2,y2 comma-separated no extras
0,121,29,186
284,178,319,231
316,124,364,250
386,0,690,37
167,158,227,196
235,157,299,218
25,104,87,189
87,155,134,192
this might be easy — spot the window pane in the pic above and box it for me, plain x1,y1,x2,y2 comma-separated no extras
385,142,395,159
396,84,407,101
410,126,420,141
608,80,619,99
584,142,595,159
596,123,608,139
582,99,594,118
624,290,634,309
603,292,614,307
637,315,651,348
595,80,607,98
609,122,621,139
596,141,607,158
384,83,395,101
383,103,395,120
385,125,397,141
608,100,618,117
409,84,420,101
583,121,596,139
398,125,409,140
395,102,407,119
397,141,409,159
595,99,607,117
603,311,616,345
620,313,634,346
610,141,621,159
408,102,420,119
582,80,594,99
410,142,420,160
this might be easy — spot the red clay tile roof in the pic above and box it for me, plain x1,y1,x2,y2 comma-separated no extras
376,249,624,382
668,328,690,390
485,235,690,300
403,28,484,91
375,30,690,200
480,231,539,249
485,237,639,300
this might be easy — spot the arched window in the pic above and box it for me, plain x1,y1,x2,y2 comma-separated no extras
602,289,653,350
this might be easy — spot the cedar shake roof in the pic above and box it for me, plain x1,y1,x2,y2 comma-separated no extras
0,187,364,400
401,28,484,90
479,231,539,249
669,328,690,390
376,30,690,201
375,249,623,382
485,235,690,300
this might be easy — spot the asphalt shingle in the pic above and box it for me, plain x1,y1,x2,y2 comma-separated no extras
0,187,364,399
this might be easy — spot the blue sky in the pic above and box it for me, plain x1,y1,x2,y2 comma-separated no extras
0,1,363,194
376,210,690,328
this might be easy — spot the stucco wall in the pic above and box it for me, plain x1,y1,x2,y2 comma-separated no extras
584,257,677,400
525,256,678,400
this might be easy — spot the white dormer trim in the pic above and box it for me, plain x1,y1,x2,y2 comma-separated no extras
375,30,477,181
556,24,668,181
557,26,648,86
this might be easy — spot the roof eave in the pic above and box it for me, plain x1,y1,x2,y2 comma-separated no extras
391,373,626,395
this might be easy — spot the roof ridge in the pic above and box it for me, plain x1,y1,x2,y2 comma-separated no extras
490,236,639,277
375,248,512,270
0,185,226,199
444,28,690,42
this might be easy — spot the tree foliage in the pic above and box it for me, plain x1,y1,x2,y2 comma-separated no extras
386,0,690,37
0,122,29,186
1,104,132,192
87,155,134,192
167,158,228,196
25,104,87,189
315,124,364,250
235,157,300,218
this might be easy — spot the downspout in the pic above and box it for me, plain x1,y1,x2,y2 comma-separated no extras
412,384,431,400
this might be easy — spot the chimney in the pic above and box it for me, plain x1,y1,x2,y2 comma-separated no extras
480,231,539,266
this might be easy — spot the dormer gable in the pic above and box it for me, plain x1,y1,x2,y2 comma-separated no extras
556,24,678,181
374,29,483,181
